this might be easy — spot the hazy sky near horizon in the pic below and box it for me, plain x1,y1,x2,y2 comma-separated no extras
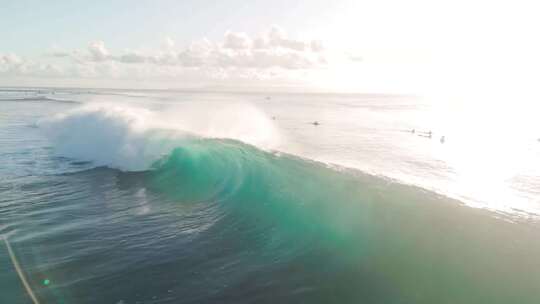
1,0,539,99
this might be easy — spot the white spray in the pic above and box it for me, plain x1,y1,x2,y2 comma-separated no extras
39,102,281,171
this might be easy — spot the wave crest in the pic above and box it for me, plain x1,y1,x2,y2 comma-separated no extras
38,103,281,171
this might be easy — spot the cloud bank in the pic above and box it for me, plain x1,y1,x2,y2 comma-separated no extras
77,26,328,70
1,26,357,87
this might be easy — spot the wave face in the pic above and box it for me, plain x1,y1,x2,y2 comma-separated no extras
13,105,536,303
1,101,538,304
140,139,540,303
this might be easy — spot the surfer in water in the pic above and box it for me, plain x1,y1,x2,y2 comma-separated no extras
312,121,320,126
417,130,432,138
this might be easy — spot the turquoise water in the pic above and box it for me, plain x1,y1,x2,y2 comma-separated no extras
1,88,540,303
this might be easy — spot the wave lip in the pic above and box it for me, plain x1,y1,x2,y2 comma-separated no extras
38,103,281,171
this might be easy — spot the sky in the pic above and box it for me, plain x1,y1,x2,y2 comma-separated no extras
1,0,539,99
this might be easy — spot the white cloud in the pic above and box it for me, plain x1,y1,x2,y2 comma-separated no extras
0,53,67,77
151,52,179,66
223,31,252,50
310,40,324,52
50,51,71,58
1,27,360,87
47,45,72,58
116,52,148,64
259,26,307,51
72,28,334,70
88,41,110,61
0,53,23,75
2,53,23,64
213,48,317,70
162,37,175,50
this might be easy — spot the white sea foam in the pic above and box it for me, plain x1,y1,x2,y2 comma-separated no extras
38,103,281,171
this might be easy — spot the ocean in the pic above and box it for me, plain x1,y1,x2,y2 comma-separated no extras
1,88,539,303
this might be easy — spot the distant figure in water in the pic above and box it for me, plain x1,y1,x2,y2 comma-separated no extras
312,121,320,126
417,130,432,139
440,136,445,143
411,129,415,134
